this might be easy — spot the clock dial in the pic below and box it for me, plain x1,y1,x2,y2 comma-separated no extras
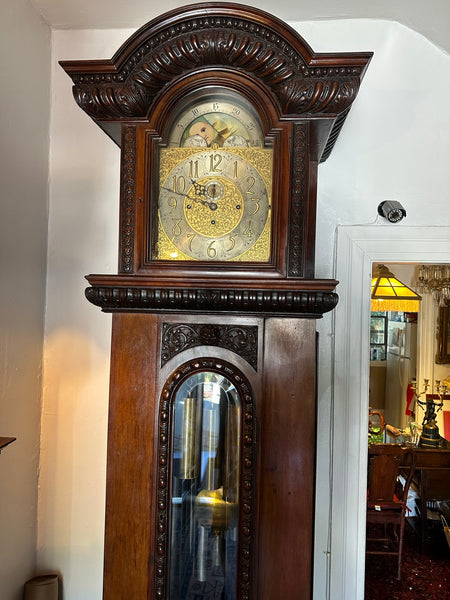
156,147,272,261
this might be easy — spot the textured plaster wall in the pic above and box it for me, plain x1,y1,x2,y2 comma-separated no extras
0,1,50,598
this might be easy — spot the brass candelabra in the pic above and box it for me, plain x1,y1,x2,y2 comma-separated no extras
411,378,448,447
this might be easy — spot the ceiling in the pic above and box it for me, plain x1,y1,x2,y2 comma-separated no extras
31,0,450,54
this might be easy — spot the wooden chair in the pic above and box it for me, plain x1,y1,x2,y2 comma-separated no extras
366,444,416,580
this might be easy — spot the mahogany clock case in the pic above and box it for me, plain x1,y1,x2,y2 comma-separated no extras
59,3,372,599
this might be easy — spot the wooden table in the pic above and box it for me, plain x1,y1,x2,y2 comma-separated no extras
369,441,450,552
399,440,450,552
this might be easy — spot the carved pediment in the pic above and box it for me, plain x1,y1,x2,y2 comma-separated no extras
60,3,372,159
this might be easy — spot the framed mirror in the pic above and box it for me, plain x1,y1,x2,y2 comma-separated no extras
436,305,450,364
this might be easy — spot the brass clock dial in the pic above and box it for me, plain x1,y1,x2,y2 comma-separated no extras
156,147,272,261
154,90,273,262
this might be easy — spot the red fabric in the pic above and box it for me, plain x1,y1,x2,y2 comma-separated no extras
444,411,450,441
405,383,415,416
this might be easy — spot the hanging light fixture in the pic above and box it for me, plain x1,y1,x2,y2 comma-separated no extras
371,264,421,312
414,264,450,306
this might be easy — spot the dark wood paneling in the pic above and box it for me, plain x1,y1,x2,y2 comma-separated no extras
102,314,318,599
257,319,316,599
103,313,160,598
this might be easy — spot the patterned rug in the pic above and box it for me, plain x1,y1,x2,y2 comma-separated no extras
365,518,450,600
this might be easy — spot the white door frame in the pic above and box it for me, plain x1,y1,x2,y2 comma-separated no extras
329,225,450,600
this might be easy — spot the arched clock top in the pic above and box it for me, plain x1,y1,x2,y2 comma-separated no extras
60,2,372,160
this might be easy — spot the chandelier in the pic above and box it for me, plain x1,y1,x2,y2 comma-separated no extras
415,265,450,307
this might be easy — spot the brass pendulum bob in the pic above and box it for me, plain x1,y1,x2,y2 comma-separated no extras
195,487,238,535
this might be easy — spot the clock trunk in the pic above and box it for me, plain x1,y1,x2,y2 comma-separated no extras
103,313,316,600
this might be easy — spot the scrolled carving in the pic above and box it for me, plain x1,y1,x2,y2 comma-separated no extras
161,323,258,369
73,83,151,118
61,4,371,124
119,126,136,273
278,76,361,115
132,35,206,88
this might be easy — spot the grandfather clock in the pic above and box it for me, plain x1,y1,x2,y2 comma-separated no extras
61,4,371,599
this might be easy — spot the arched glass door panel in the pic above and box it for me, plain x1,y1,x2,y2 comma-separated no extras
169,371,241,600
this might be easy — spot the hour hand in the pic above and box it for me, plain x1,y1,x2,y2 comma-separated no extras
191,180,222,211
160,186,210,207
191,179,207,197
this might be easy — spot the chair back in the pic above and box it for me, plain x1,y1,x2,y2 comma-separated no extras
368,444,415,503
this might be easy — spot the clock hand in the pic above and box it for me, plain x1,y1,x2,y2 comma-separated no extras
161,186,211,207
189,180,219,210
191,179,207,197
162,182,219,211
189,179,223,206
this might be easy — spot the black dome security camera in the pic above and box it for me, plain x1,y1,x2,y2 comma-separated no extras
377,201,406,223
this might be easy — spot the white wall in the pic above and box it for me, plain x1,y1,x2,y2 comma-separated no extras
0,1,51,598
42,19,450,600
39,29,130,598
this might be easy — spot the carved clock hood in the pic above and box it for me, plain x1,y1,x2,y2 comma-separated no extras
61,5,370,153
60,2,372,319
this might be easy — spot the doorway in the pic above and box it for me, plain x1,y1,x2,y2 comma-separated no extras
369,263,419,437
365,262,450,598
329,225,450,600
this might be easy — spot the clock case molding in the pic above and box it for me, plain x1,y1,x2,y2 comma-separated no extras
60,2,372,318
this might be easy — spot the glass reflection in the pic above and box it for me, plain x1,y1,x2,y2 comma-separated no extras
170,372,241,600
